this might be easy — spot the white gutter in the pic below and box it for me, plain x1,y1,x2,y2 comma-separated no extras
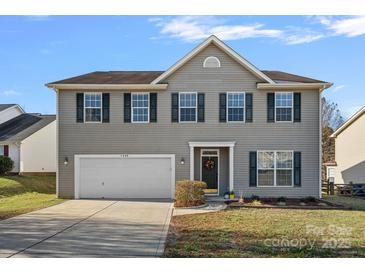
257,82,333,90
46,83,168,91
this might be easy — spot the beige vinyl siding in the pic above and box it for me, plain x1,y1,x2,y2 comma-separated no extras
58,44,320,198
334,113,365,184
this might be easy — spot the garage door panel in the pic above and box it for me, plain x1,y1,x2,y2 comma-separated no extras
77,156,173,199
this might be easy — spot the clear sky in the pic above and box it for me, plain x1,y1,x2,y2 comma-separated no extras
1,15,364,118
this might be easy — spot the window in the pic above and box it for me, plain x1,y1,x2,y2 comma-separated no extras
0,145,4,156
275,92,293,122
203,56,221,68
257,151,293,187
227,92,245,122
132,93,149,123
84,93,102,122
179,92,197,122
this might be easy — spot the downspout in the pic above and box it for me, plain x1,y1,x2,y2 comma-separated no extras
318,85,326,198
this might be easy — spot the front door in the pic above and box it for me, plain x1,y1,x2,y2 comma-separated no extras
201,149,219,195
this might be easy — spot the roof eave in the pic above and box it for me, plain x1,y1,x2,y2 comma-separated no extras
331,105,365,138
257,82,333,90
46,83,168,91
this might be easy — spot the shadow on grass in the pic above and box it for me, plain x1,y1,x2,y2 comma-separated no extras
0,175,56,198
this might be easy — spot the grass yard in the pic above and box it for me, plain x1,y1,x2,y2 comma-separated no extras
0,175,64,220
165,200,365,257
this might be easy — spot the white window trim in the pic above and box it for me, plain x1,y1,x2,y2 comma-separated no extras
275,92,294,123
203,56,221,68
131,92,150,124
257,150,294,187
200,149,220,196
179,92,198,123
84,92,102,123
226,92,246,123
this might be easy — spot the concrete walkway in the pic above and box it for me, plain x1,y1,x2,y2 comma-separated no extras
0,200,173,258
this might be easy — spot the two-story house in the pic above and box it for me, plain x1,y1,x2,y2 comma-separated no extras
46,35,332,199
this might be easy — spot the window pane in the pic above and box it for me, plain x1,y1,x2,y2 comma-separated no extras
180,107,196,122
276,152,293,168
228,108,244,121
276,92,292,107
276,108,292,121
258,170,274,186
180,93,196,107
85,93,101,108
276,170,292,186
258,152,274,169
0,146,4,156
228,93,244,107
85,108,101,122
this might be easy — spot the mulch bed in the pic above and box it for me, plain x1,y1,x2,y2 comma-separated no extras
227,198,350,210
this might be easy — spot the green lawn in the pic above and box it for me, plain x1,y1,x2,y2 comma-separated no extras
165,199,365,257
0,175,64,220
323,195,365,211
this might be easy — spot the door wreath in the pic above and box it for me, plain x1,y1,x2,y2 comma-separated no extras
204,159,215,170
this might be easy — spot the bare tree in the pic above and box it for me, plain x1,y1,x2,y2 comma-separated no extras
321,96,344,179
321,97,345,130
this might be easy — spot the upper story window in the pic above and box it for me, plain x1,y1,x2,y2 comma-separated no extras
132,93,149,123
257,151,293,187
203,56,221,68
84,92,102,122
227,92,245,122
275,92,293,122
179,92,197,122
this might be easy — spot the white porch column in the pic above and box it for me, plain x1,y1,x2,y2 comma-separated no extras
189,145,194,180
229,145,234,191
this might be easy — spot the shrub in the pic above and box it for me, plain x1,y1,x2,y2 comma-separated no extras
277,196,287,202
0,156,14,175
175,180,207,207
251,199,262,205
250,195,260,201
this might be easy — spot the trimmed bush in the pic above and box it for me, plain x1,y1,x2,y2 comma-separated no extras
175,180,207,207
0,156,14,175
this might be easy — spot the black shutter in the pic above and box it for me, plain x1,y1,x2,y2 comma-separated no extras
150,93,157,123
102,93,110,123
294,151,302,187
197,93,205,122
245,93,253,122
76,93,84,123
171,93,179,122
219,93,226,122
294,92,301,122
267,93,275,122
249,151,257,187
124,93,131,123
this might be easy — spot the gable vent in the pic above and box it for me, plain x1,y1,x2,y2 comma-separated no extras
203,56,221,68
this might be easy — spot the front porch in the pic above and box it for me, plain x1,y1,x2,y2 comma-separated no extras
188,141,235,196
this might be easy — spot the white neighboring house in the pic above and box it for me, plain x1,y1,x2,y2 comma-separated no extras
330,106,365,184
0,104,56,174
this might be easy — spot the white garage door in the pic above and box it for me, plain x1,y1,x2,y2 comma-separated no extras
75,155,174,199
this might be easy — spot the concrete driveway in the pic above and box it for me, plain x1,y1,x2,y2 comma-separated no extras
0,200,173,258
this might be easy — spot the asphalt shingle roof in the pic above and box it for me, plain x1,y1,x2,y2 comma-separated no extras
0,114,56,142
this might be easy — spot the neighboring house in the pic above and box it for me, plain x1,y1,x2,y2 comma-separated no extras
0,104,56,174
330,106,365,185
46,35,332,199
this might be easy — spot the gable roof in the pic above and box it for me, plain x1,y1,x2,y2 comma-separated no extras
261,71,325,84
331,106,365,138
151,35,275,84
47,71,164,85
45,70,326,86
0,114,56,142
